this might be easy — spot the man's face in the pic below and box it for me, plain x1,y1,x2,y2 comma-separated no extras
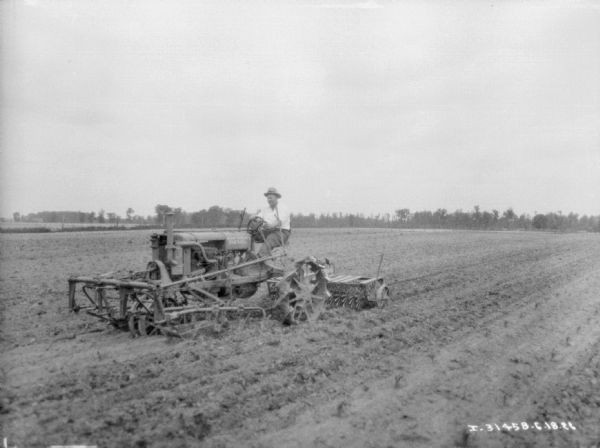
266,194,278,208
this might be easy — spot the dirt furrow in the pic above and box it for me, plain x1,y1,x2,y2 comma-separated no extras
2,230,600,448
253,268,600,448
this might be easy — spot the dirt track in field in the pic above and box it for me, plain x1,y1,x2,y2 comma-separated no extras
1,229,600,448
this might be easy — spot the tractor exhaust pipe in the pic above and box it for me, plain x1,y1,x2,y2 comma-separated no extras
165,212,176,265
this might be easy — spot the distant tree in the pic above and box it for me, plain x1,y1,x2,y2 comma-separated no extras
172,207,184,226
473,205,482,227
545,212,568,231
395,208,410,226
98,209,106,224
433,208,447,228
567,212,579,229
503,208,515,220
532,214,547,229
348,214,355,227
545,213,558,230
126,208,134,222
412,210,433,228
502,208,516,229
190,210,205,227
206,205,226,227
449,209,470,229
12,212,21,222
222,208,243,228
481,211,493,228
155,204,172,224
518,214,531,229
492,210,499,228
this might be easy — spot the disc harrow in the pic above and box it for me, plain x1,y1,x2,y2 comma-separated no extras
325,275,390,310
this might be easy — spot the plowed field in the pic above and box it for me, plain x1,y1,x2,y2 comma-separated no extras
1,229,600,448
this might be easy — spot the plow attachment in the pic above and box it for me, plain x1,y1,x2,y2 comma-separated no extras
68,255,279,337
68,277,271,337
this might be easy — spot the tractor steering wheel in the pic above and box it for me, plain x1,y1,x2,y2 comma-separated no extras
246,216,266,243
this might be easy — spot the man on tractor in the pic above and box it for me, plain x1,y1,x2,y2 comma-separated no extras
255,187,291,257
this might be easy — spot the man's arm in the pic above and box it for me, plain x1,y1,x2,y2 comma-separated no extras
255,207,277,230
276,205,291,230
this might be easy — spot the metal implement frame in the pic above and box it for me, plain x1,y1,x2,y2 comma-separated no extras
68,254,280,336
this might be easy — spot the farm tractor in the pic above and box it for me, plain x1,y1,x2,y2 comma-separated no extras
68,213,390,337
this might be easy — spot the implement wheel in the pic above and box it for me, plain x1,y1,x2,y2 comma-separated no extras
128,313,160,337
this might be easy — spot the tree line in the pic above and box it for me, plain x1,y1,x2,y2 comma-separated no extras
8,205,600,232
11,208,147,225
295,207,600,232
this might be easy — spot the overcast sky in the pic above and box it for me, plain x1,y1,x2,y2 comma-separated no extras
1,0,599,218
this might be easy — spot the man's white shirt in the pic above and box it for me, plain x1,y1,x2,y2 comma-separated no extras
257,203,291,231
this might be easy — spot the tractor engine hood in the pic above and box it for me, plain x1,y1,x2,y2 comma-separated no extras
171,230,251,251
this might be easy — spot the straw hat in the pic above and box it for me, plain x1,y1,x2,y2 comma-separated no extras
264,187,282,198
